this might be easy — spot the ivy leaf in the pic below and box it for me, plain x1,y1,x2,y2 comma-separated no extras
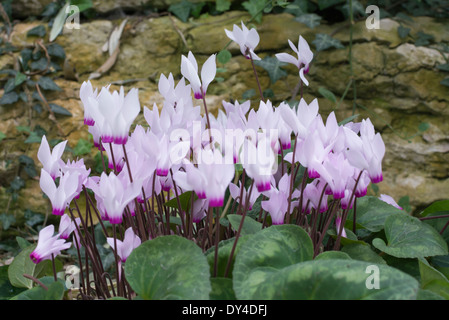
38,76,61,91
294,13,322,29
49,103,72,117
395,12,414,23
0,132,5,142
437,64,449,72
397,25,411,39
46,43,66,59
19,155,38,178
27,25,47,38
216,0,231,12
24,131,44,144
0,92,19,105
41,2,60,18
414,31,434,47
72,138,93,156
9,176,25,192
253,56,288,84
168,0,195,22
20,48,33,70
441,78,449,87
341,0,366,17
3,78,16,93
313,33,345,52
14,72,27,86
283,0,308,16
242,0,267,23
242,89,256,100
24,209,44,228
0,213,16,231
30,57,48,71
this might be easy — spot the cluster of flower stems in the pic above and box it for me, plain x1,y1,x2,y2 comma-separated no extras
29,23,387,300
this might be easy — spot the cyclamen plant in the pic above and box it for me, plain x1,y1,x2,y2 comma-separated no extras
29,22,396,300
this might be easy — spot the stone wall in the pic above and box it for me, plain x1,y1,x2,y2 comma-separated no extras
1,5,448,229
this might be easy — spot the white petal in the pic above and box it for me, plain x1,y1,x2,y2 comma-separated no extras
181,55,201,93
299,67,309,86
201,54,217,94
37,135,51,166
224,28,236,42
187,51,198,73
298,35,313,64
40,169,56,200
288,39,299,54
246,28,260,50
275,53,298,66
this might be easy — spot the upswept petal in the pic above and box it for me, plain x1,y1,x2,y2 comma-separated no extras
187,51,198,72
298,35,313,64
181,54,201,96
278,102,303,136
39,169,56,201
122,87,140,125
246,28,260,51
200,54,217,95
288,39,299,54
275,52,298,66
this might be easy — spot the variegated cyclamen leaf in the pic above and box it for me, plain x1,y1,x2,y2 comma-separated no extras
372,213,448,259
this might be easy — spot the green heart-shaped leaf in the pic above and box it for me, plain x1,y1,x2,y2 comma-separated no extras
125,235,211,300
372,213,448,259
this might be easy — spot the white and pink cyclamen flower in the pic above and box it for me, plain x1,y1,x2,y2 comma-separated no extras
107,227,141,263
37,135,67,180
36,28,386,233
30,225,72,264
93,171,143,224
275,35,313,86
79,80,100,126
181,51,216,100
39,168,80,216
225,21,261,61
87,84,140,145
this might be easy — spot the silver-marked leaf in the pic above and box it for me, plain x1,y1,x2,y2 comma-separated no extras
294,13,322,29
349,196,403,233
227,214,262,236
313,33,345,52
253,56,288,84
372,213,448,259
235,259,419,300
125,235,211,300
418,258,449,299
233,225,314,298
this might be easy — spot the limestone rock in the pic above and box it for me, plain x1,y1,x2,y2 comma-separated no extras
1,10,449,229
11,0,53,19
